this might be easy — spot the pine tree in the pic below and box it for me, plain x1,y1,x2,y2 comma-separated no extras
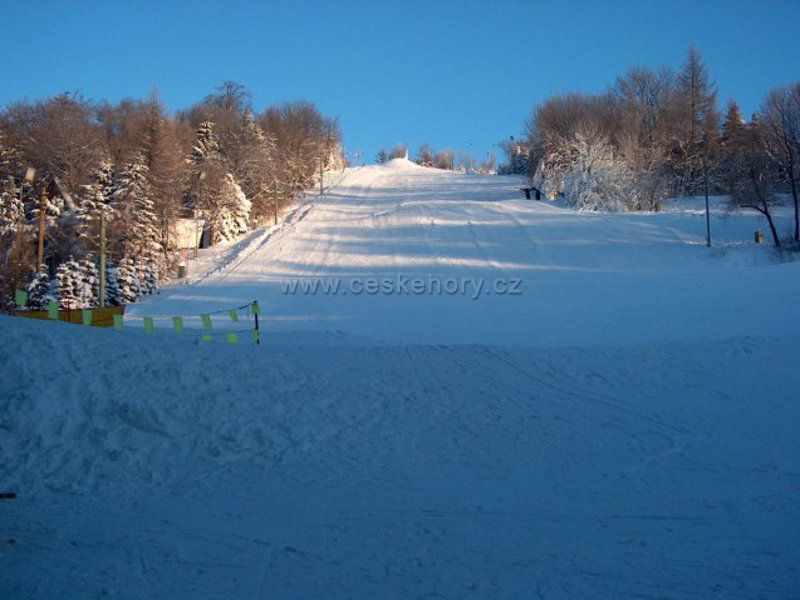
76,258,100,308
229,112,278,222
0,177,24,236
140,260,159,295
674,46,719,195
56,259,80,310
105,264,123,306
0,131,20,181
76,160,116,249
117,257,141,304
115,154,161,257
722,99,745,146
26,264,54,310
189,121,221,166
134,258,159,296
187,119,229,243
213,174,251,243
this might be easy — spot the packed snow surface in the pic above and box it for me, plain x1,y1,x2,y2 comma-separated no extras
2,159,799,598
131,159,800,346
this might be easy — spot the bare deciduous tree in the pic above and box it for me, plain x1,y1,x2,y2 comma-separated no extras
760,83,800,241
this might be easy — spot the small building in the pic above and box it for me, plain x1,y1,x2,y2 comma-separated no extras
167,217,210,250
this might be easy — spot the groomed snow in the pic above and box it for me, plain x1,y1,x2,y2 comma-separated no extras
2,161,799,598
130,160,800,347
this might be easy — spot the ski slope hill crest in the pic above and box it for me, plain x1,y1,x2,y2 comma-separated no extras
132,158,800,347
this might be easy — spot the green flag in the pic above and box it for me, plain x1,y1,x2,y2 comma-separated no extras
14,289,27,307
201,314,212,329
113,314,123,331
47,301,59,320
252,329,260,343
143,316,154,334
228,309,239,322
172,316,184,335
81,309,93,326
252,301,260,315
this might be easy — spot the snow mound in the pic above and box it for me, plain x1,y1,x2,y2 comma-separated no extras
382,157,426,170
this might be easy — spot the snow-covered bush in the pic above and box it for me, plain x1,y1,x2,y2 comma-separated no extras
561,132,642,212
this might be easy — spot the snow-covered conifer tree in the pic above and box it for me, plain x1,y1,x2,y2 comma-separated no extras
117,257,142,304
0,177,24,236
139,260,159,296
26,264,54,310
76,160,116,247
77,258,100,307
189,121,221,166
56,259,80,310
105,264,123,306
115,154,161,258
213,174,251,243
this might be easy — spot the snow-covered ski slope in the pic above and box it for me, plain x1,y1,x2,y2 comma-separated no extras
3,159,799,598
132,158,800,346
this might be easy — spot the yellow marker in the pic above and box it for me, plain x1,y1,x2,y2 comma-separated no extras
81,309,92,326
47,301,59,320
113,314,123,331
172,316,184,335
143,316,154,334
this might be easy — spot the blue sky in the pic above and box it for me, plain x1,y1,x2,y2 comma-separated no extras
1,0,798,163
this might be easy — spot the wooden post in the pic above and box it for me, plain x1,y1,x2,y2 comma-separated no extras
99,209,106,307
253,300,260,346
319,156,324,196
37,189,46,268
273,184,278,225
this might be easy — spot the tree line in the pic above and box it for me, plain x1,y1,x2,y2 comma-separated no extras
0,81,344,309
501,46,800,246
375,143,496,174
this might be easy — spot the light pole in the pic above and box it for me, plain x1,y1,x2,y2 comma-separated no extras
702,133,711,247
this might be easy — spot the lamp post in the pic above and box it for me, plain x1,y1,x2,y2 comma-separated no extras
702,133,711,247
